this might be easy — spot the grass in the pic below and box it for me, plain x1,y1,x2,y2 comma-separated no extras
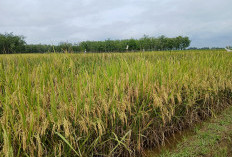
0,50,232,156
157,105,232,157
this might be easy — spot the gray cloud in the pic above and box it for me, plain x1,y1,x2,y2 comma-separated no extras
0,0,231,47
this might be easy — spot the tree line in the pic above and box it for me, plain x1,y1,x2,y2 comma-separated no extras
0,33,191,54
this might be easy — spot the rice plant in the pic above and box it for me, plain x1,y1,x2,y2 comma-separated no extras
0,50,231,156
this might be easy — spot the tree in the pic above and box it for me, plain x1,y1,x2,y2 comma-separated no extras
58,42,73,53
182,37,191,49
139,35,151,51
0,33,26,54
0,32,191,53
128,39,138,51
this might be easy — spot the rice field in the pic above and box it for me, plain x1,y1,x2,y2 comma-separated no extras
0,50,232,156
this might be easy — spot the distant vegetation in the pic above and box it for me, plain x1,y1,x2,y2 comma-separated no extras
0,33,191,53
0,33,26,54
0,50,232,156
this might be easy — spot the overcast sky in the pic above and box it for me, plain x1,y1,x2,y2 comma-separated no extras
0,0,231,47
